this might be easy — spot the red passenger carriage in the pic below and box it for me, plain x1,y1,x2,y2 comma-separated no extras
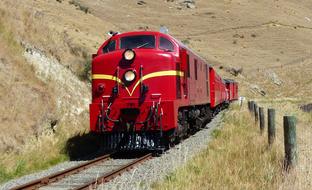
225,79,239,102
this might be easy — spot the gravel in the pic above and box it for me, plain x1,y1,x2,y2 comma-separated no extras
97,111,224,190
1,111,224,190
40,159,136,190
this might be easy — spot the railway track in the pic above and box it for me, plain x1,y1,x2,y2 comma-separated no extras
11,153,152,190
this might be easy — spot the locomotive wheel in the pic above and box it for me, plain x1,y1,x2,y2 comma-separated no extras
201,109,213,128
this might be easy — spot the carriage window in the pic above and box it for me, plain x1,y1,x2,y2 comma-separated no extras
120,35,155,49
187,54,190,78
103,40,116,53
206,65,209,97
159,37,174,51
205,65,208,80
194,59,198,80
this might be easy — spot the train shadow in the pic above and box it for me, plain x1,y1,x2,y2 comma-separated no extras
64,132,153,161
64,132,103,161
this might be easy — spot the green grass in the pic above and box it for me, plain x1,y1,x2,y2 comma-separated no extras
79,55,92,82
0,155,68,183
0,127,98,183
0,140,68,183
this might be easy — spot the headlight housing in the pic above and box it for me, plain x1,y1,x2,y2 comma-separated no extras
123,49,135,61
124,70,136,82
97,83,105,92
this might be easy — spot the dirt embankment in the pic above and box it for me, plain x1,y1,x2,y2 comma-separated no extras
0,0,104,157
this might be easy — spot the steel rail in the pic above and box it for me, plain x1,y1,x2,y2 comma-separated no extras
73,153,153,190
10,154,112,190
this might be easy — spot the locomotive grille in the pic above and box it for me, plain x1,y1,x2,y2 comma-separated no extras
121,108,140,115
102,132,164,151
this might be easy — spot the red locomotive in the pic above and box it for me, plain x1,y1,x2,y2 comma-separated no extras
90,31,238,152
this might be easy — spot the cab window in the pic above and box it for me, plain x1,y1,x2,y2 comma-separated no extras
120,35,155,49
103,40,116,53
159,37,174,51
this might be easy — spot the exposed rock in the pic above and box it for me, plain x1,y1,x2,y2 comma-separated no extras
179,0,196,9
266,70,282,86
250,84,266,96
138,26,149,30
300,103,312,113
186,3,195,9
233,33,244,38
220,66,243,76
23,44,90,125
137,1,146,5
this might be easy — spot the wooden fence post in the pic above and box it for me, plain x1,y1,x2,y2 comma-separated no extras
268,109,276,146
259,107,264,134
250,101,255,113
283,116,297,170
254,103,258,122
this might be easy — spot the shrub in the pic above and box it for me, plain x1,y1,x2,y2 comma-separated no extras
69,0,90,14
79,55,92,82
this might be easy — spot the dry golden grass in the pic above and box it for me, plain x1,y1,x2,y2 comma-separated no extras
255,99,312,189
153,102,311,190
0,13,56,152
0,0,108,77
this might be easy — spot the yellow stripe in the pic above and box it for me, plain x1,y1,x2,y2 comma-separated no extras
92,74,123,84
131,70,184,95
92,70,184,96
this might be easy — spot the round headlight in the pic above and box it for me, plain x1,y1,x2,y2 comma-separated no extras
123,49,135,61
124,70,136,82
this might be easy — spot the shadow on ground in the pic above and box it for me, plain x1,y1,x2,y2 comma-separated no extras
64,132,152,161
64,132,103,161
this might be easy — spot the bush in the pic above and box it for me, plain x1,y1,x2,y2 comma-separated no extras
69,0,90,14
79,56,92,82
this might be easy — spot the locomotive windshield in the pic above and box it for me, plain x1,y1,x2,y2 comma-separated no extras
103,40,116,53
120,35,155,49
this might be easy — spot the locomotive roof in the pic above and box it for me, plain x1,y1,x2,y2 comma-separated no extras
113,31,172,39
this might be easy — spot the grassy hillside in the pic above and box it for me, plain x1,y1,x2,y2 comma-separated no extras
0,19,55,152
0,0,96,181
0,0,311,187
